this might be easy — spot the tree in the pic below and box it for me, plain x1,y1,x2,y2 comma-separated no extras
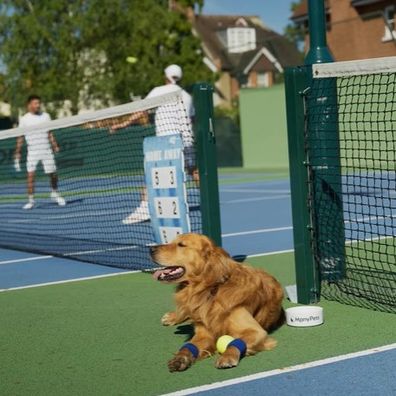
283,1,306,55
0,0,211,114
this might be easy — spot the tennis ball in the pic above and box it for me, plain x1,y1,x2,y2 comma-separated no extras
216,335,234,354
126,56,138,64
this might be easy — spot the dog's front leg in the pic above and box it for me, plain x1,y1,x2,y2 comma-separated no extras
168,324,215,372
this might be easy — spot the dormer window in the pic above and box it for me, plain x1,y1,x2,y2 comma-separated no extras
227,27,256,53
382,5,396,42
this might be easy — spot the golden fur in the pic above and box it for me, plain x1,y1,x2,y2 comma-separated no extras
151,233,284,371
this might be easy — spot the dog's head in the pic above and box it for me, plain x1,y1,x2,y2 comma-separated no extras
150,233,231,284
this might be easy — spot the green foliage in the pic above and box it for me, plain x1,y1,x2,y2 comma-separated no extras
177,0,204,11
0,74,5,99
283,0,305,54
0,0,212,114
214,103,240,125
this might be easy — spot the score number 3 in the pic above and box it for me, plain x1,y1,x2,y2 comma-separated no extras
152,167,177,189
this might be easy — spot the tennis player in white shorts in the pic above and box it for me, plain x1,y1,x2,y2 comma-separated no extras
14,95,65,210
110,64,196,224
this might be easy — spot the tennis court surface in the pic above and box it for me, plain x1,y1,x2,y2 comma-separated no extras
1,169,396,395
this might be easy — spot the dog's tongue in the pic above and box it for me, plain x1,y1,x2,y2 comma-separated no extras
152,266,183,281
152,268,170,280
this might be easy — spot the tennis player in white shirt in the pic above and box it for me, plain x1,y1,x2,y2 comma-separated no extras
110,64,196,224
14,95,66,210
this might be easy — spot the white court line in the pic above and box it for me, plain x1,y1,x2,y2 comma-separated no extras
243,234,396,259
222,179,289,188
0,245,143,265
0,255,53,265
161,343,396,396
5,208,128,223
247,249,294,258
346,234,395,244
3,234,394,291
345,213,396,224
223,227,292,238
0,270,139,292
223,195,290,204
221,188,290,193
65,245,139,256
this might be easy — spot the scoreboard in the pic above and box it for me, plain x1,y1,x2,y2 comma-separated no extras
143,135,190,244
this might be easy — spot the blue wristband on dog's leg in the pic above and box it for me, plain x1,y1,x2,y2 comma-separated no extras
180,343,199,359
228,338,247,357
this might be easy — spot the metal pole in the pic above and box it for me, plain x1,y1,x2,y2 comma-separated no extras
305,0,333,65
193,83,222,246
285,66,321,303
304,0,346,282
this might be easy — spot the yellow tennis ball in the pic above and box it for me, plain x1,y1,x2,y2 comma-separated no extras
126,56,138,64
216,335,234,354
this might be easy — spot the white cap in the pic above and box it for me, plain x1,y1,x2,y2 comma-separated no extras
165,64,182,84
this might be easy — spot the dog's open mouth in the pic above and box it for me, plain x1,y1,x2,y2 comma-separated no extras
153,266,185,281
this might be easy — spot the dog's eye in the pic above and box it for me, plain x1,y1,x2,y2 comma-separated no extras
177,242,186,247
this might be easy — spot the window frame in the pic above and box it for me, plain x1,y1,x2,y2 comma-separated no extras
382,5,396,42
227,27,256,53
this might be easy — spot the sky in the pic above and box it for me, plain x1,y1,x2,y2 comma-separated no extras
202,0,295,34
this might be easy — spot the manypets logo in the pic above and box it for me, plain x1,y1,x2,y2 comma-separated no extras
290,315,320,323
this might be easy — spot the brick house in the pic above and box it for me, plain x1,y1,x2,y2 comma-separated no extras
291,0,396,61
191,15,301,107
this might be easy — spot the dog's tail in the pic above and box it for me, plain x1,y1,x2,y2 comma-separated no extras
268,307,286,334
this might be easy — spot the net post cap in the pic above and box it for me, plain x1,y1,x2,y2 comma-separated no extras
285,306,324,327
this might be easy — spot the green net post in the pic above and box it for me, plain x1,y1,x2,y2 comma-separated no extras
305,0,346,282
193,83,222,246
305,0,333,65
285,66,321,304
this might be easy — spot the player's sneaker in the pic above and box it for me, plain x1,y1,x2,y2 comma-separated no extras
51,191,66,206
23,200,35,210
123,201,150,224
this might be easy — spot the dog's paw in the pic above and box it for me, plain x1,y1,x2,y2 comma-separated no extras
215,348,240,369
161,312,177,326
168,354,193,372
215,354,239,369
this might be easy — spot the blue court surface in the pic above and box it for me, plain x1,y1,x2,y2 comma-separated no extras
2,171,396,290
0,175,293,290
164,346,396,396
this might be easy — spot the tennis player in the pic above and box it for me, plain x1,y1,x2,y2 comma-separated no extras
110,64,196,224
14,95,65,210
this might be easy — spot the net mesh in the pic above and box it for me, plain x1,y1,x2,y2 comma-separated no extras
306,61,396,312
0,90,201,269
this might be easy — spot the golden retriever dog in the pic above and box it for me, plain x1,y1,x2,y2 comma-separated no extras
150,233,284,372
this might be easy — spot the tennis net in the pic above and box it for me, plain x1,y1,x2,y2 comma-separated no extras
0,90,201,269
305,56,396,311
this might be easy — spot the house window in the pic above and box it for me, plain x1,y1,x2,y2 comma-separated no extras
257,72,270,88
382,5,396,42
227,28,256,53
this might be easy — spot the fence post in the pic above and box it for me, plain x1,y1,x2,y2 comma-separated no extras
193,83,222,246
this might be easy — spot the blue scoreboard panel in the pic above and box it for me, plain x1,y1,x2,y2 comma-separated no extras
143,135,190,244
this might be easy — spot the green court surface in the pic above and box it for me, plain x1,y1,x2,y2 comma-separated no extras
218,167,289,185
1,253,395,396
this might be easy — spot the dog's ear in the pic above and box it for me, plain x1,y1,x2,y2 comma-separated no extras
202,237,215,260
204,245,232,283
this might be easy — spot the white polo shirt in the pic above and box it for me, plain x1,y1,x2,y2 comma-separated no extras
146,84,195,147
19,112,52,153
